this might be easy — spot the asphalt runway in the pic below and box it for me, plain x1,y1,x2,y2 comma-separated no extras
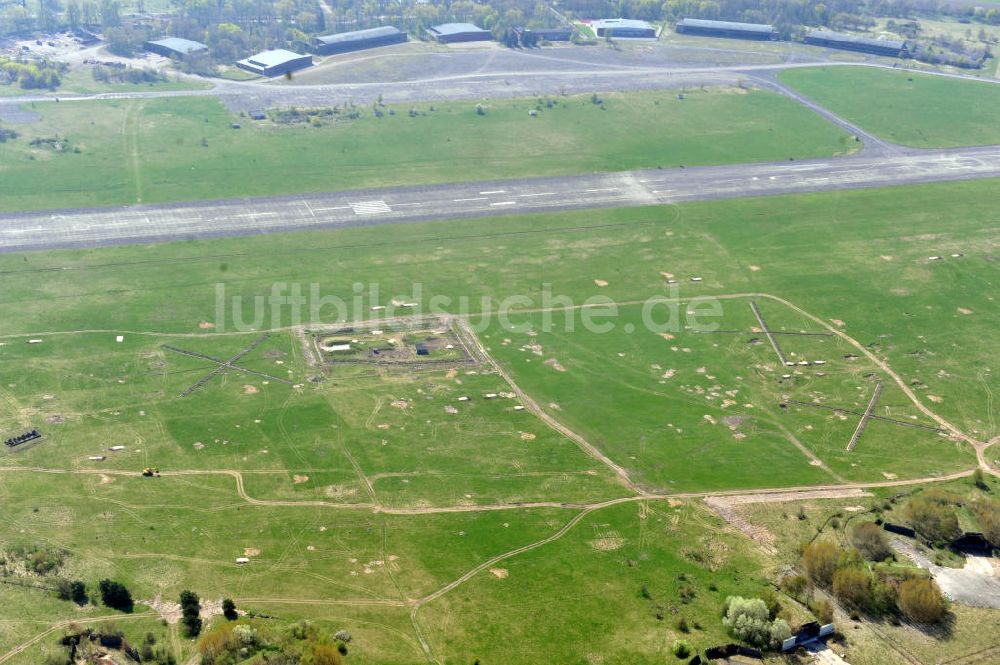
3,145,1000,252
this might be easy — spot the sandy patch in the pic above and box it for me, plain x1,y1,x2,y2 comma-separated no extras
593,279,608,287
445,368,458,379
830,319,846,327
45,414,65,424
589,535,625,551
749,265,761,272
99,474,114,485
243,548,261,557
198,321,216,329
520,432,536,441
490,568,509,579
880,255,893,262
193,442,205,450
293,474,309,484
243,385,259,395
444,405,458,414
324,485,358,499
958,307,973,315
390,399,410,409
658,333,675,342
882,472,898,480
662,369,676,378
660,271,674,279
544,358,567,372
703,414,717,425
928,395,943,403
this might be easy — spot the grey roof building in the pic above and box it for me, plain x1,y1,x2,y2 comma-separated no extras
675,18,777,40
804,30,908,57
313,26,408,55
591,18,657,39
426,22,492,43
236,49,313,77
144,37,208,58
516,27,574,41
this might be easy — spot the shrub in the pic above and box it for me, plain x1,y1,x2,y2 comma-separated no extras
973,467,988,490
676,616,689,633
907,497,961,545
809,598,834,624
56,579,87,604
310,643,343,665
98,580,133,612
782,574,807,597
671,639,691,658
832,567,874,611
899,578,947,624
852,522,893,561
722,596,779,648
179,590,202,637
222,598,238,621
976,500,1000,548
802,540,840,587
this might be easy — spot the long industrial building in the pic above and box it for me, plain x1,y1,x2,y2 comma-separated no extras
236,49,313,77
804,30,908,57
591,18,657,39
312,26,408,55
426,23,492,43
516,27,574,42
144,37,208,58
675,18,777,40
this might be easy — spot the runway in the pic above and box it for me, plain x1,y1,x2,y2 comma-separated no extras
3,145,1000,252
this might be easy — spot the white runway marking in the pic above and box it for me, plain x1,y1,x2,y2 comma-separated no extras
311,205,352,212
584,187,619,193
490,201,517,206
454,197,488,202
518,192,556,198
479,189,506,195
234,212,277,218
349,200,393,215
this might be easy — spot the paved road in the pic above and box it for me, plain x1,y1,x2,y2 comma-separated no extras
3,145,1000,252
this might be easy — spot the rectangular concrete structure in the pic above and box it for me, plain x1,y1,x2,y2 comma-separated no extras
426,23,492,43
676,18,777,40
236,49,313,77
313,26,407,55
145,37,208,58
517,27,574,42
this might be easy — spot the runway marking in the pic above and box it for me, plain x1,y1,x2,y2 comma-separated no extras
349,200,393,215
393,202,423,207
311,205,352,212
490,201,517,207
584,188,620,193
518,192,556,198
479,189,506,195
234,212,277,218
453,197,488,202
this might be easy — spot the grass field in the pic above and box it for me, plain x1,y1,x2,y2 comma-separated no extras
0,86,857,212
2,178,999,662
780,66,1000,147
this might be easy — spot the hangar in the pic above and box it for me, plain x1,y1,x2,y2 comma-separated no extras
804,30,908,57
236,49,313,77
426,23,493,44
313,26,408,55
591,18,657,39
675,18,777,40
516,27,574,42
144,37,208,58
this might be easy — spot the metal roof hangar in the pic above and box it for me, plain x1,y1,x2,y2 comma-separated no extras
144,37,208,58
236,49,313,77
804,30,908,57
592,18,657,39
313,26,408,55
675,18,778,40
426,23,492,43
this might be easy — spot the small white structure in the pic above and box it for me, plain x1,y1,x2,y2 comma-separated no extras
445,344,455,349
781,374,792,379
371,305,386,311
813,360,826,365
371,330,383,335
484,393,498,399
798,360,810,366
27,339,43,344
513,405,525,411
115,335,124,343
690,277,703,282
110,445,126,451
329,344,351,352
929,256,942,261
88,456,106,461
457,396,470,402
236,557,250,564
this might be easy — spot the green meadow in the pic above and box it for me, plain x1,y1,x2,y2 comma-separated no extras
780,66,1000,148
0,87,857,211
2,177,999,662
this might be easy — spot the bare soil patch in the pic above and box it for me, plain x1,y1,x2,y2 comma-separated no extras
544,358,567,372
293,474,309,484
243,385,259,395
490,568,509,579
198,321,216,329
